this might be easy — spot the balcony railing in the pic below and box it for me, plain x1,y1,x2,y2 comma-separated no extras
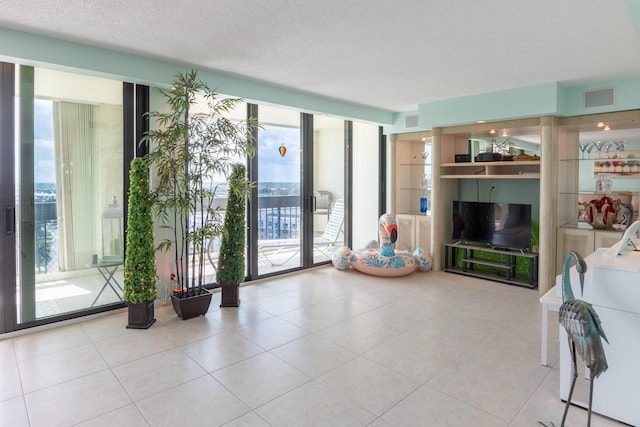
35,202,58,274
33,196,302,275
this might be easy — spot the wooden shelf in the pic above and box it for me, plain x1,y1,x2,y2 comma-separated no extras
440,161,540,179
441,174,540,179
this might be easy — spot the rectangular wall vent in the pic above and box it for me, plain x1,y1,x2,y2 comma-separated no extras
405,115,419,128
584,88,615,108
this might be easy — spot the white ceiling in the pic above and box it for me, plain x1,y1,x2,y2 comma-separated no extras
1,0,640,112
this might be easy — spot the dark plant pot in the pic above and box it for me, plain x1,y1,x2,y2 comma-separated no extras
171,288,213,320
220,283,240,307
126,300,156,329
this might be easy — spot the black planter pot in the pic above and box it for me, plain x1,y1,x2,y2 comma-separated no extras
220,283,240,307
126,300,156,329
171,288,213,320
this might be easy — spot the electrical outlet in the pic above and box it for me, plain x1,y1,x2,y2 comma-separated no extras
491,182,496,189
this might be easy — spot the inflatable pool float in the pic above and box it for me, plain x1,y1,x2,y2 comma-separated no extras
332,213,432,277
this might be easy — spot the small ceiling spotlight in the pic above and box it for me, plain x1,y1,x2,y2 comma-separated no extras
501,130,508,137
489,129,496,135
597,122,605,128
604,125,611,131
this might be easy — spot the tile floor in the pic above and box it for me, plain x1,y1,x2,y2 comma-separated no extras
0,267,625,426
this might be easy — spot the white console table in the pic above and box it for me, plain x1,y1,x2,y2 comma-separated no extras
539,285,561,366
555,247,640,426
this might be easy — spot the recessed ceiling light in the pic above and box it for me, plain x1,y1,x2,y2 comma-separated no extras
489,129,496,135
597,122,605,128
604,125,611,131
477,120,486,124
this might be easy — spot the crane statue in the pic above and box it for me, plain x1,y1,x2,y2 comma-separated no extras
559,251,609,427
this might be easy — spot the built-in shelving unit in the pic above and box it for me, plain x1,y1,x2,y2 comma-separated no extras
390,131,433,252
555,111,640,275
428,118,545,288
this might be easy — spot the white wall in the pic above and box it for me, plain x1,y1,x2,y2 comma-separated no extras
352,122,380,248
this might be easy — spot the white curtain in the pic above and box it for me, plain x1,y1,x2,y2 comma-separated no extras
53,102,97,271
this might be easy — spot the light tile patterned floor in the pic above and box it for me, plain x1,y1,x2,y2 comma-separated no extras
0,268,624,426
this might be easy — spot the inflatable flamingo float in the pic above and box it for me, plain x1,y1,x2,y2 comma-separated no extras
332,213,432,277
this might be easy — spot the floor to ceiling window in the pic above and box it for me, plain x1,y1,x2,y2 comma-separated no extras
254,105,303,275
13,66,124,325
312,115,345,264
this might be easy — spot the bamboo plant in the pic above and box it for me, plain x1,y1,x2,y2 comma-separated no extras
144,70,256,296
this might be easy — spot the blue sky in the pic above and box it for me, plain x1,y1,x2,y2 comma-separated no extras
34,99,55,183
33,104,301,184
259,125,300,183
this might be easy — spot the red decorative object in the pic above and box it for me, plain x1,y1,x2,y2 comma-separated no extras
279,144,286,157
586,196,619,229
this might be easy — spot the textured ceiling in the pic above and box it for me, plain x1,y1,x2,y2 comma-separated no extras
1,0,639,112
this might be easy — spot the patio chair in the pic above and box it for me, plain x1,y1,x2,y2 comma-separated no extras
314,190,333,218
258,199,344,266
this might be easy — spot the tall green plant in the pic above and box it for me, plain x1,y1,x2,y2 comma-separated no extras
144,70,256,293
123,157,158,303
217,164,249,285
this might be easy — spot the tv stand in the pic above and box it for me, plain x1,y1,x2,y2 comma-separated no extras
443,243,538,288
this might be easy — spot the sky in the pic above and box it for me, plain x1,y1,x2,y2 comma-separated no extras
33,99,55,183
258,125,300,183
32,103,301,185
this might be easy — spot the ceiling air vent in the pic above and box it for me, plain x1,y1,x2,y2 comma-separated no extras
584,88,614,108
405,115,419,128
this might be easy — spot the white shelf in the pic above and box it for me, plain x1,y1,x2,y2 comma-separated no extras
441,174,540,179
440,161,540,179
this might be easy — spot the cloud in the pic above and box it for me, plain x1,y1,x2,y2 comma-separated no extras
259,125,300,182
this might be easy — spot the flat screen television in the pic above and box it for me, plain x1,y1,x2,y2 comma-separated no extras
452,201,532,251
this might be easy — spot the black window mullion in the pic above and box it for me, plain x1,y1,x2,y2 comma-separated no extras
0,62,16,333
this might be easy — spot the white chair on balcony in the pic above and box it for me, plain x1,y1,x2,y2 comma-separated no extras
258,199,344,266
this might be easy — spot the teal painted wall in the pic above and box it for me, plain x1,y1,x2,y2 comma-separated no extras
458,179,540,220
415,79,640,131
0,27,395,125
560,75,640,116
417,83,560,128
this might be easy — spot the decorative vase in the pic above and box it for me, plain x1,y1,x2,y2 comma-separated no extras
126,300,156,329
586,196,619,229
420,197,428,213
171,288,213,320
220,283,240,307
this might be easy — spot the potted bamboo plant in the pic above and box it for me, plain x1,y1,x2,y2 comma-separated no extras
123,157,158,328
144,70,256,320
217,164,250,307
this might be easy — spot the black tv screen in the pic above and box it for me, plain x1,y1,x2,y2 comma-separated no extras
452,201,532,250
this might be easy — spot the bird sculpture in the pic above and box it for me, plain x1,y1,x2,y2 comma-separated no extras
559,251,609,427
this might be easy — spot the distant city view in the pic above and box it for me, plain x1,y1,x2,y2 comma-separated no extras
35,181,300,203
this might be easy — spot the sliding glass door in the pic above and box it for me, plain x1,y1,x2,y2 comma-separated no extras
255,106,303,275
13,66,125,325
312,115,346,264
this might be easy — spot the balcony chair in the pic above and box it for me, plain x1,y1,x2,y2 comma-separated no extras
258,199,344,266
314,190,333,218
